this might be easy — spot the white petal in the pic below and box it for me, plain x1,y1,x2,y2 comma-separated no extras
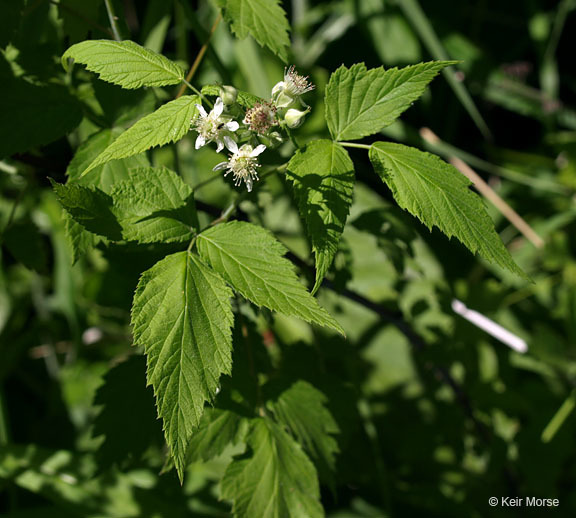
213,162,228,171
195,135,206,149
251,144,266,157
195,104,208,118
226,121,240,131
213,97,224,117
245,177,253,192
224,136,238,153
215,140,224,153
271,81,285,96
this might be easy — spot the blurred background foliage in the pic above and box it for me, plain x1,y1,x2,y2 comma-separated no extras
1,0,576,516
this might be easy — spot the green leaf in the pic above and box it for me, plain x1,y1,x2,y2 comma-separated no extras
55,168,197,244
267,381,339,482
67,128,150,191
51,180,123,240
82,95,199,176
196,221,344,335
110,167,198,244
221,418,323,518
201,84,265,109
187,408,248,463
131,252,234,480
369,142,527,278
63,213,102,265
217,0,291,62
287,140,354,293
325,61,456,141
62,39,185,89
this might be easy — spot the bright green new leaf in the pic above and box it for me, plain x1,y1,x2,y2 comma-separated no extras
132,252,234,480
267,381,339,482
369,142,527,278
287,140,355,293
196,221,344,335
221,418,323,518
62,39,185,89
216,0,291,62
187,408,248,463
110,167,198,243
82,95,199,176
325,61,456,141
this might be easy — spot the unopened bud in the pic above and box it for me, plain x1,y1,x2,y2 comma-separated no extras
284,107,310,129
219,85,238,105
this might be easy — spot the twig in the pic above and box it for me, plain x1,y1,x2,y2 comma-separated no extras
176,14,222,99
104,0,121,41
421,128,545,248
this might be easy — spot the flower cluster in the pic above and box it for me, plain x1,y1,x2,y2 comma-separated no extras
191,66,315,192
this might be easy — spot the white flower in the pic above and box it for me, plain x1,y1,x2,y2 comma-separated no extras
193,97,239,152
213,137,266,192
271,66,315,108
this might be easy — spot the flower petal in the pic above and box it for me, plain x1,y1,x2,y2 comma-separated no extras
195,134,206,149
215,139,224,153
213,97,224,117
226,121,240,131
251,144,267,157
245,177,253,192
213,162,228,171
195,104,208,118
224,136,238,153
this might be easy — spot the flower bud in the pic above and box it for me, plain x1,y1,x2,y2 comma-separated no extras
219,85,238,105
284,107,310,129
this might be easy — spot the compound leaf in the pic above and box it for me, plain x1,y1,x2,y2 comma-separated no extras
131,252,234,480
325,61,456,141
287,140,354,293
221,418,323,518
196,221,344,335
217,0,290,62
62,39,185,89
82,95,199,176
369,142,527,278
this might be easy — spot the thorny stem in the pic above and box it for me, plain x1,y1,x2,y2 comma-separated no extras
176,14,222,99
104,0,122,41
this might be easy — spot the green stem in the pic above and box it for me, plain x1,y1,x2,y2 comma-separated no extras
182,79,210,105
0,388,10,445
104,0,122,41
339,141,371,150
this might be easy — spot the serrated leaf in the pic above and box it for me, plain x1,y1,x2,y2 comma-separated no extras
325,61,456,141
201,84,265,109
287,140,354,294
267,381,339,483
196,221,344,335
187,408,248,463
369,142,527,278
131,252,234,480
62,39,185,89
54,168,197,244
221,418,324,518
92,356,162,471
63,212,102,265
110,167,198,243
217,0,290,62
82,95,199,176
67,128,150,191
51,180,123,240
